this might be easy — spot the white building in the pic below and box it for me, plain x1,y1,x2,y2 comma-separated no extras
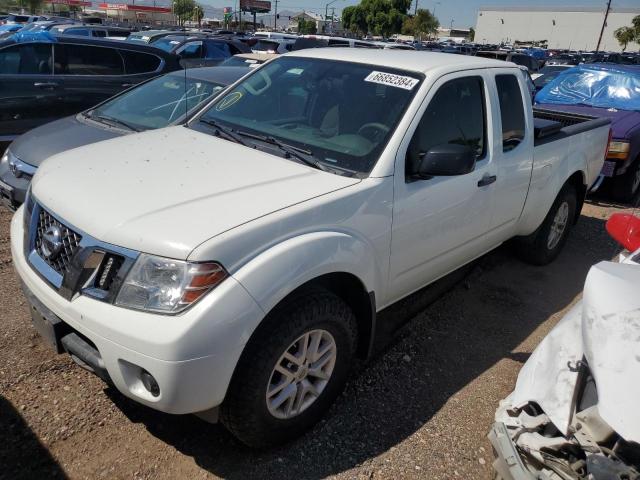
475,6,640,51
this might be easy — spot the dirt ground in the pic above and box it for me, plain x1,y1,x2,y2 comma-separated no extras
0,197,634,480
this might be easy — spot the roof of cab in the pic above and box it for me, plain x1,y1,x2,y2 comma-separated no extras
286,48,514,74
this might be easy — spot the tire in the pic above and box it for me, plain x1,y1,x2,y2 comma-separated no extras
515,184,577,266
220,287,357,448
612,159,640,204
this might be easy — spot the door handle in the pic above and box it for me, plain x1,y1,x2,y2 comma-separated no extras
34,82,59,89
477,175,497,187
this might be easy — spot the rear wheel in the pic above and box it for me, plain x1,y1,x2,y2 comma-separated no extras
612,159,640,204
220,287,357,448
515,184,577,265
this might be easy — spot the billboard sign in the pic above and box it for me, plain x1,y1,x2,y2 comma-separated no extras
239,0,270,13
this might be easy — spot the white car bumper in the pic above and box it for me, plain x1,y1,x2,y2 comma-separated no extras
11,207,265,415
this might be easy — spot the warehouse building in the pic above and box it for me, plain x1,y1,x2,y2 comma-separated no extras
475,6,640,51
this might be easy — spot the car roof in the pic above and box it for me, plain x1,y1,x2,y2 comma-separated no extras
168,66,249,84
287,48,510,73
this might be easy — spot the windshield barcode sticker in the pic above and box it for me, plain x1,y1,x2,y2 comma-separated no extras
364,71,419,90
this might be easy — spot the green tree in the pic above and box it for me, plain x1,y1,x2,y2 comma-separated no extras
402,8,438,40
469,26,475,42
25,0,42,14
192,4,204,27
297,18,317,34
613,15,640,52
341,0,410,38
173,0,196,26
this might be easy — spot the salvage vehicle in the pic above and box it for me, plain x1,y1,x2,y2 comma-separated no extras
0,66,249,209
490,212,640,480
150,34,250,68
0,35,181,152
536,64,640,202
11,49,611,447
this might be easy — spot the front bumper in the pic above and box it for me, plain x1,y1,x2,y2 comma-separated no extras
488,422,536,480
0,152,30,210
11,208,265,414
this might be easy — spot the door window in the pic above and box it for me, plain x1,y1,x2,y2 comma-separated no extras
0,44,52,74
64,28,90,36
495,74,526,152
121,50,161,74
54,44,124,75
204,40,231,60
407,76,486,177
177,41,203,59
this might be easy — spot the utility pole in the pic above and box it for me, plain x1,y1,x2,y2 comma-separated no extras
274,0,278,30
595,0,612,53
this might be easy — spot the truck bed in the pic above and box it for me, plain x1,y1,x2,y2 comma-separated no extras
532,107,611,146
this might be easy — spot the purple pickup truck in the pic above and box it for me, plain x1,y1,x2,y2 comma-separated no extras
535,64,640,202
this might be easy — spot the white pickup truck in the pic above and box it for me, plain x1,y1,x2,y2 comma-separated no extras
11,49,610,447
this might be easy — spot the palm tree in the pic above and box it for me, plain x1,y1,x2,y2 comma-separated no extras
614,26,636,52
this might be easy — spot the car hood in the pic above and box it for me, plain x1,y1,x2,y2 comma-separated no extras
536,103,640,139
31,126,360,259
507,260,640,443
10,115,123,167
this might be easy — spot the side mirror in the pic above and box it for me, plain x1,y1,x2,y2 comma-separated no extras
414,143,477,179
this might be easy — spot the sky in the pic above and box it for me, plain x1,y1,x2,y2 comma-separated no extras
200,0,640,28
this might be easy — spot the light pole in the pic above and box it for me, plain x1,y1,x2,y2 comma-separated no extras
324,0,340,34
432,1,440,17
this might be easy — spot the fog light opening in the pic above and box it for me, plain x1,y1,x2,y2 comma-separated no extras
140,370,160,397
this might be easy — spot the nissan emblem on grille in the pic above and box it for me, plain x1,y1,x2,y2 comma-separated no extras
41,225,63,259
34,208,83,275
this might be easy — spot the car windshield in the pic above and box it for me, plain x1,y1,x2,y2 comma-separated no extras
252,40,280,52
195,56,422,175
90,73,225,130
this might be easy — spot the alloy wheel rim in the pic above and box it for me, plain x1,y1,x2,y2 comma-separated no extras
547,201,569,250
266,329,337,420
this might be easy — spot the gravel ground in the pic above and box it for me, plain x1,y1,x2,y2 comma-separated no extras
0,197,634,480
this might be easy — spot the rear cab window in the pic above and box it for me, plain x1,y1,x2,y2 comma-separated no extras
495,74,526,152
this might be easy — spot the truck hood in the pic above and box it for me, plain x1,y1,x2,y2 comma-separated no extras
32,126,360,259
536,103,640,139
507,260,640,443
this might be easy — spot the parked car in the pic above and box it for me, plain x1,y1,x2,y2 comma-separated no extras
536,64,640,202
248,38,294,54
546,53,580,65
218,52,276,68
50,24,132,40
475,50,540,73
531,64,574,90
125,29,174,44
151,34,250,68
0,66,248,209
0,23,24,39
11,50,610,448
490,212,640,480
3,13,44,24
0,35,181,151
291,35,376,50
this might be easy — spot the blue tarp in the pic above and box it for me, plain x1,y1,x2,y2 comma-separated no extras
11,30,57,43
535,64,640,111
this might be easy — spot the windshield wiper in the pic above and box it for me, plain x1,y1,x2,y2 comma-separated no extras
88,112,140,132
199,118,248,147
234,130,332,173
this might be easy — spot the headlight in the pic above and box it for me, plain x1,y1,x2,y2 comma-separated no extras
608,141,630,159
0,150,8,167
115,254,227,314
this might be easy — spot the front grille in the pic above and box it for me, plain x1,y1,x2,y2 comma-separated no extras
34,209,82,275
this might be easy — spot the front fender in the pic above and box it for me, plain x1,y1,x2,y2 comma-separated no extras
231,231,381,316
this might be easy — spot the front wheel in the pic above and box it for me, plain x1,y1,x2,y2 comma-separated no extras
515,184,577,265
220,287,357,448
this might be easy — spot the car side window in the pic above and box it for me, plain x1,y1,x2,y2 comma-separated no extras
120,50,161,74
93,30,107,38
177,41,203,59
66,28,90,36
495,74,526,152
204,41,231,60
54,44,124,75
406,76,486,177
0,44,52,74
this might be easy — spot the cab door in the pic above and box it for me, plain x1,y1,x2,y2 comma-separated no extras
388,72,499,303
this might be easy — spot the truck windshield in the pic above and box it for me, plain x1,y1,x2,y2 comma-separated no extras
195,56,423,175
536,65,640,111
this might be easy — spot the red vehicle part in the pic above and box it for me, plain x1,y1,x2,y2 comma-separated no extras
606,213,640,252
